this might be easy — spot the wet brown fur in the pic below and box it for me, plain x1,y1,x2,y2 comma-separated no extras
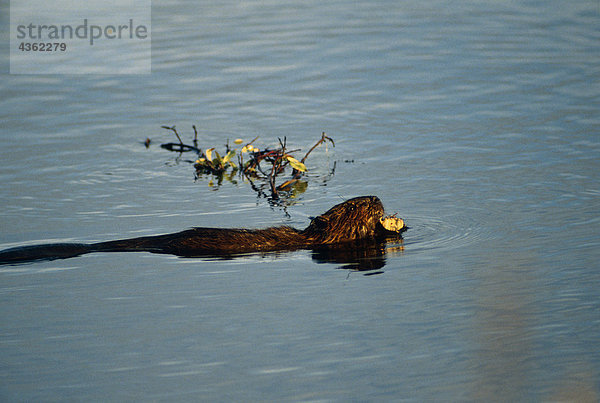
0,196,403,263
94,196,389,255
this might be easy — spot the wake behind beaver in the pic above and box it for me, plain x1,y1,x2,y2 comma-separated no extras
0,196,407,264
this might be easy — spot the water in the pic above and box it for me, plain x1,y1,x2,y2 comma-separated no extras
1,0,599,401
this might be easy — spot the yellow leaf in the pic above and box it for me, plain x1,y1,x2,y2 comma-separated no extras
286,156,306,172
223,150,236,163
205,148,215,162
234,139,243,144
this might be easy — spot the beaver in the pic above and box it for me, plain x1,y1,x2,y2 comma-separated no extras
0,196,407,264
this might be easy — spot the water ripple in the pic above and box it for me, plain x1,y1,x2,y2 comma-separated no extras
402,214,494,253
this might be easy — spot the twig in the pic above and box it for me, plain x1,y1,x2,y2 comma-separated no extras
239,136,260,170
161,125,183,145
246,136,259,147
155,125,335,205
269,137,287,199
161,143,201,153
291,132,335,179
300,132,334,163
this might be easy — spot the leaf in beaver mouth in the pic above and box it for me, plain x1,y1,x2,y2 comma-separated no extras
380,215,405,233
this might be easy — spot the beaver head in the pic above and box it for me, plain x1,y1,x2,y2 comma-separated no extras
302,196,405,244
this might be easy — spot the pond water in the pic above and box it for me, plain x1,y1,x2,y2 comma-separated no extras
1,0,599,401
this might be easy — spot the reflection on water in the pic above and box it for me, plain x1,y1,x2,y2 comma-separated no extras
472,253,537,401
180,238,405,273
312,237,404,272
469,243,599,402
